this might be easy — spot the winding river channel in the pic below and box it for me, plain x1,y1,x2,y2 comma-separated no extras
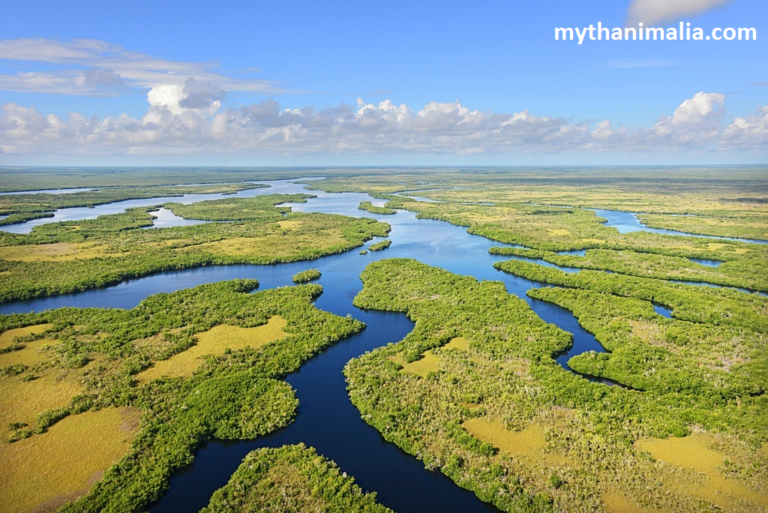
1,180,765,512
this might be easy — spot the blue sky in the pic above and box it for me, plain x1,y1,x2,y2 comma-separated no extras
0,0,766,165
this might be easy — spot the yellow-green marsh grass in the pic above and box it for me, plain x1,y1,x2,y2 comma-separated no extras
0,372,83,437
0,407,140,513
0,338,57,367
277,219,303,230
195,233,348,257
400,351,440,378
636,433,768,510
0,243,123,262
137,316,289,384
443,337,469,351
396,338,469,378
602,490,661,513
462,418,565,465
0,324,52,349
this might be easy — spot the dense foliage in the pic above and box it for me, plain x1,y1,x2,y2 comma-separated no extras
292,269,321,283
368,239,391,252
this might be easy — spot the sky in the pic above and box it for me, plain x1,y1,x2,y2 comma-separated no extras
0,0,766,166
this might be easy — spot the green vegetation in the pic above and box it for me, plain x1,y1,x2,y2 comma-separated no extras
203,444,390,513
345,259,768,512
0,280,365,512
358,201,396,215
490,246,768,292
368,239,391,252
0,194,389,303
494,259,768,332
293,269,321,283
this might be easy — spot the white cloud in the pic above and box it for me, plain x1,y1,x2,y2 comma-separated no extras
0,90,764,156
649,92,725,145
0,38,285,96
627,0,732,26
721,106,768,149
146,78,225,116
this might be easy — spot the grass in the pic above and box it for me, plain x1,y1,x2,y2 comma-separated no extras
136,316,290,384
601,491,660,513
0,337,57,367
277,219,303,230
397,338,469,377
0,407,140,513
0,371,83,437
0,324,52,348
399,351,440,378
0,243,123,262
462,418,565,465
636,433,768,510
444,336,469,351
195,233,349,257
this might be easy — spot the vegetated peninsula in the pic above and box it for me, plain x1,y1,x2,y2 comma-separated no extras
358,201,397,215
346,258,768,512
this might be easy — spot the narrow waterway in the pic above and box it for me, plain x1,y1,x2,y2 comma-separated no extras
0,179,754,511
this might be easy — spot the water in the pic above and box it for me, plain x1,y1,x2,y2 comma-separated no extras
2,180,758,511
653,305,673,318
0,187,94,195
593,209,768,245
688,258,722,268
143,208,208,229
557,249,587,257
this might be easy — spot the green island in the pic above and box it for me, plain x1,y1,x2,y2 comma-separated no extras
292,269,321,283
368,239,392,251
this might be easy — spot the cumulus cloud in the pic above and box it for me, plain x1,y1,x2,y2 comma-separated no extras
0,90,764,156
721,106,768,149
146,78,225,116
0,38,284,96
627,0,732,26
